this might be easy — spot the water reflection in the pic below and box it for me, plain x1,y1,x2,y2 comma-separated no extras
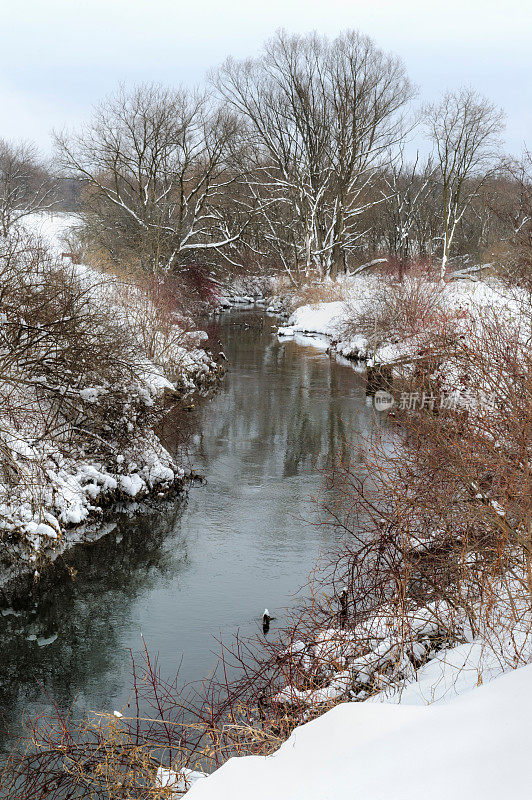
0,311,378,744
0,501,190,741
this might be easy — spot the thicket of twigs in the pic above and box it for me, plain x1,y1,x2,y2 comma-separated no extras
340,265,452,351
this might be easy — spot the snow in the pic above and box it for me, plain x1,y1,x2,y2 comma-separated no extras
212,574,532,799
20,211,80,255
372,640,499,706
278,301,346,338
25,521,58,540
36,633,58,647
118,473,145,497
156,766,206,795
187,663,532,800
79,387,107,403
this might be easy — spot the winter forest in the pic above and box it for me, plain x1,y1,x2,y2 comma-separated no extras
0,12,531,800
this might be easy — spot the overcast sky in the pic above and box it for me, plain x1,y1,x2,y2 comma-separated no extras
1,0,530,157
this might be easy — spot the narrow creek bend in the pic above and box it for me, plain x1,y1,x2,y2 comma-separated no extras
0,310,383,745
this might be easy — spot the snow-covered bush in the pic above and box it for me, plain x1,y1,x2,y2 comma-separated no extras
0,230,218,566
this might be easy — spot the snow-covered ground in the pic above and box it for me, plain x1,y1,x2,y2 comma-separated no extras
185,660,532,800
149,581,532,798
20,210,80,256
277,274,529,366
175,579,532,798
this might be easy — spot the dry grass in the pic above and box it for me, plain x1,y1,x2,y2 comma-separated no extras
277,279,351,313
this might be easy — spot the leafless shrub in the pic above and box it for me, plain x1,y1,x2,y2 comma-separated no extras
490,151,532,292
0,231,214,555
279,279,351,313
340,269,455,356
0,234,142,434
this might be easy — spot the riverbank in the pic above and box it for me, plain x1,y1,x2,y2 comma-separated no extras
0,214,223,580
276,272,528,364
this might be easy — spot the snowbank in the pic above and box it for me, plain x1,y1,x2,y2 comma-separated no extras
277,274,529,366
187,663,532,800
278,298,371,359
278,301,347,338
156,766,206,794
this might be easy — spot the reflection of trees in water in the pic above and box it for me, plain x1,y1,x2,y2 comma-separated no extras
197,314,371,483
0,499,190,740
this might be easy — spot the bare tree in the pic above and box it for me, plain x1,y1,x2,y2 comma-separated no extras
216,30,413,282
0,140,57,237
487,151,532,290
425,88,504,280
56,84,248,275
380,152,436,276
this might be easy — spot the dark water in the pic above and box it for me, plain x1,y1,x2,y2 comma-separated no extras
0,311,379,742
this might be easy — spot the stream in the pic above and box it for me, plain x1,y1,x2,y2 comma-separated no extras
0,310,382,746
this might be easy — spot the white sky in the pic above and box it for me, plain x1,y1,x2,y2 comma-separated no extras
1,0,530,157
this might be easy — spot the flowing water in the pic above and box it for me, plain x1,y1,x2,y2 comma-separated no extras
0,310,381,744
